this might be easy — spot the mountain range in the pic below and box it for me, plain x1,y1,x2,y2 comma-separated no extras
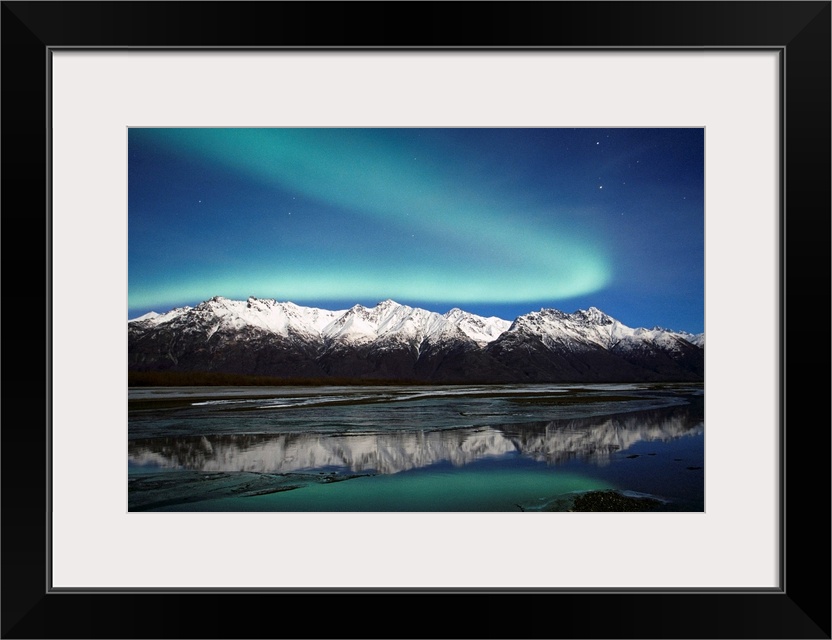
128,296,704,383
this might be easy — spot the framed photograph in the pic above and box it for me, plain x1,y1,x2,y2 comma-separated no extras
3,2,829,638
124,125,707,517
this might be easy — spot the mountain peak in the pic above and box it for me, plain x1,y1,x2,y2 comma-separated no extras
246,296,277,309
195,296,228,310
375,299,401,310
573,307,615,325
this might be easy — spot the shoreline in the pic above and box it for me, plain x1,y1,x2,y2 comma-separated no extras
129,370,704,388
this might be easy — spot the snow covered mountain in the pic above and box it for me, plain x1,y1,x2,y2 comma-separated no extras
128,297,704,382
484,307,705,381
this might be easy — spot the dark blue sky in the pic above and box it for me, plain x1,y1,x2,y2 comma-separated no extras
129,128,704,333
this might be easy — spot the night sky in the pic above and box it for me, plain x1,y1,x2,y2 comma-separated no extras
128,128,704,333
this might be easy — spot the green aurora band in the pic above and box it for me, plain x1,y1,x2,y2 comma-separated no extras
130,128,612,310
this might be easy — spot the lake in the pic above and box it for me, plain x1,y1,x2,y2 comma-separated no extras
128,383,704,512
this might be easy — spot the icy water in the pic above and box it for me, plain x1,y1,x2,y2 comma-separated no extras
128,383,704,512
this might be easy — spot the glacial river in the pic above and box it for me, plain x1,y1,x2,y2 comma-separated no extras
128,383,704,512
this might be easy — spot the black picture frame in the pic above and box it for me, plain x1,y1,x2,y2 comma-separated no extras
2,2,829,638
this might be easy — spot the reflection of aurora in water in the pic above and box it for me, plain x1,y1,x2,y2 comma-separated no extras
129,403,701,474
128,384,704,511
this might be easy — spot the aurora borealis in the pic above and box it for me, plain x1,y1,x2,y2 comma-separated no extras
128,128,704,332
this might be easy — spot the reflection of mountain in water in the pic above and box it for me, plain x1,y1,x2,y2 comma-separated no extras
130,429,515,475
500,404,703,465
129,404,702,475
